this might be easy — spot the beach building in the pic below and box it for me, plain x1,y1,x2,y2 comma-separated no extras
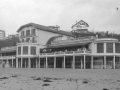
0,20,120,69
0,30,5,40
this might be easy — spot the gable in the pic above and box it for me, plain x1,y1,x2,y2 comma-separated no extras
72,20,89,29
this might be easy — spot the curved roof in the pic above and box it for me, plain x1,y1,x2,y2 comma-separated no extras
17,23,74,36
46,36,62,45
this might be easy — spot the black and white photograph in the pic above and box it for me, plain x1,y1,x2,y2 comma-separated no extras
0,0,120,90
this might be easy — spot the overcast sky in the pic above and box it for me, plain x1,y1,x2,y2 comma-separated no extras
0,0,120,36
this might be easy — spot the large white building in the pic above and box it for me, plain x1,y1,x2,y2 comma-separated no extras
0,30,5,40
0,20,120,69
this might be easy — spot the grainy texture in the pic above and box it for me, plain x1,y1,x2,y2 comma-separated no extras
0,68,120,90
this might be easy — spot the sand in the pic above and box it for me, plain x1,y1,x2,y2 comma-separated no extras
0,68,120,90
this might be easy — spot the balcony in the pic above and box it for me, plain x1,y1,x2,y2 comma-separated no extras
0,55,16,59
1,46,16,52
40,50,91,56
17,40,37,44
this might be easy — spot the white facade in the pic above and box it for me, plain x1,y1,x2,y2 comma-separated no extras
0,30,5,39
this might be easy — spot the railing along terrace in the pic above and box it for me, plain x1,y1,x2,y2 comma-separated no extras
17,40,37,43
0,55,16,58
51,36,96,44
40,50,91,56
1,46,16,51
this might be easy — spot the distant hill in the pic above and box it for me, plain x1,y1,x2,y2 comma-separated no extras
0,36,19,49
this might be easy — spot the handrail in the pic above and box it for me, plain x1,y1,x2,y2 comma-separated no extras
41,50,91,56
0,55,16,58
1,46,16,51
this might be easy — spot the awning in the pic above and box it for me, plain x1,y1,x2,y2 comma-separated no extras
47,42,91,48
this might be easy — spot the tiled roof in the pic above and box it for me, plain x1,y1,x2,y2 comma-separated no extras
17,23,74,36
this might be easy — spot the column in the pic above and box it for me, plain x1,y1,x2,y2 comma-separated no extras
104,56,106,69
28,57,31,68
91,56,93,69
36,58,38,68
21,57,22,68
84,55,86,69
38,57,40,68
113,56,115,69
46,57,48,68
63,56,65,69
12,59,13,68
16,58,18,68
73,55,75,69
54,57,56,68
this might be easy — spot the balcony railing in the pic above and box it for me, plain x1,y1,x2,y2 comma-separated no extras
51,36,96,45
40,50,91,56
1,46,16,51
0,55,16,59
17,40,37,44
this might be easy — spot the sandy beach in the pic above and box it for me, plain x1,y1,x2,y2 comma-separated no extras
0,68,120,90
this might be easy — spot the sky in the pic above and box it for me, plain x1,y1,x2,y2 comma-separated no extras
0,0,120,36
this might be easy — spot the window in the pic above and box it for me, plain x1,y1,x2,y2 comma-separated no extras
26,30,30,36
18,47,21,55
115,43,120,53
31,29,35,35
97,43,104,53
21,31,24,36
23,46,28,54
32,37,37,43
106,43,113,53
22,39,25,43
31,46,36,55
26,38,30,42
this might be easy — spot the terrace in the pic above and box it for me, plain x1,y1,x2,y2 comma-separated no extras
40,47,91,56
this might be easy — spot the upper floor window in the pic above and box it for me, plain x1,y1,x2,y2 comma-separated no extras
115,43,120,53
32,37,37,43
97,43,104,53
21,31,24,36
31,29,36,35
22,39,25,43
26,38,30,42
26,30,30,36
106,43,113,53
